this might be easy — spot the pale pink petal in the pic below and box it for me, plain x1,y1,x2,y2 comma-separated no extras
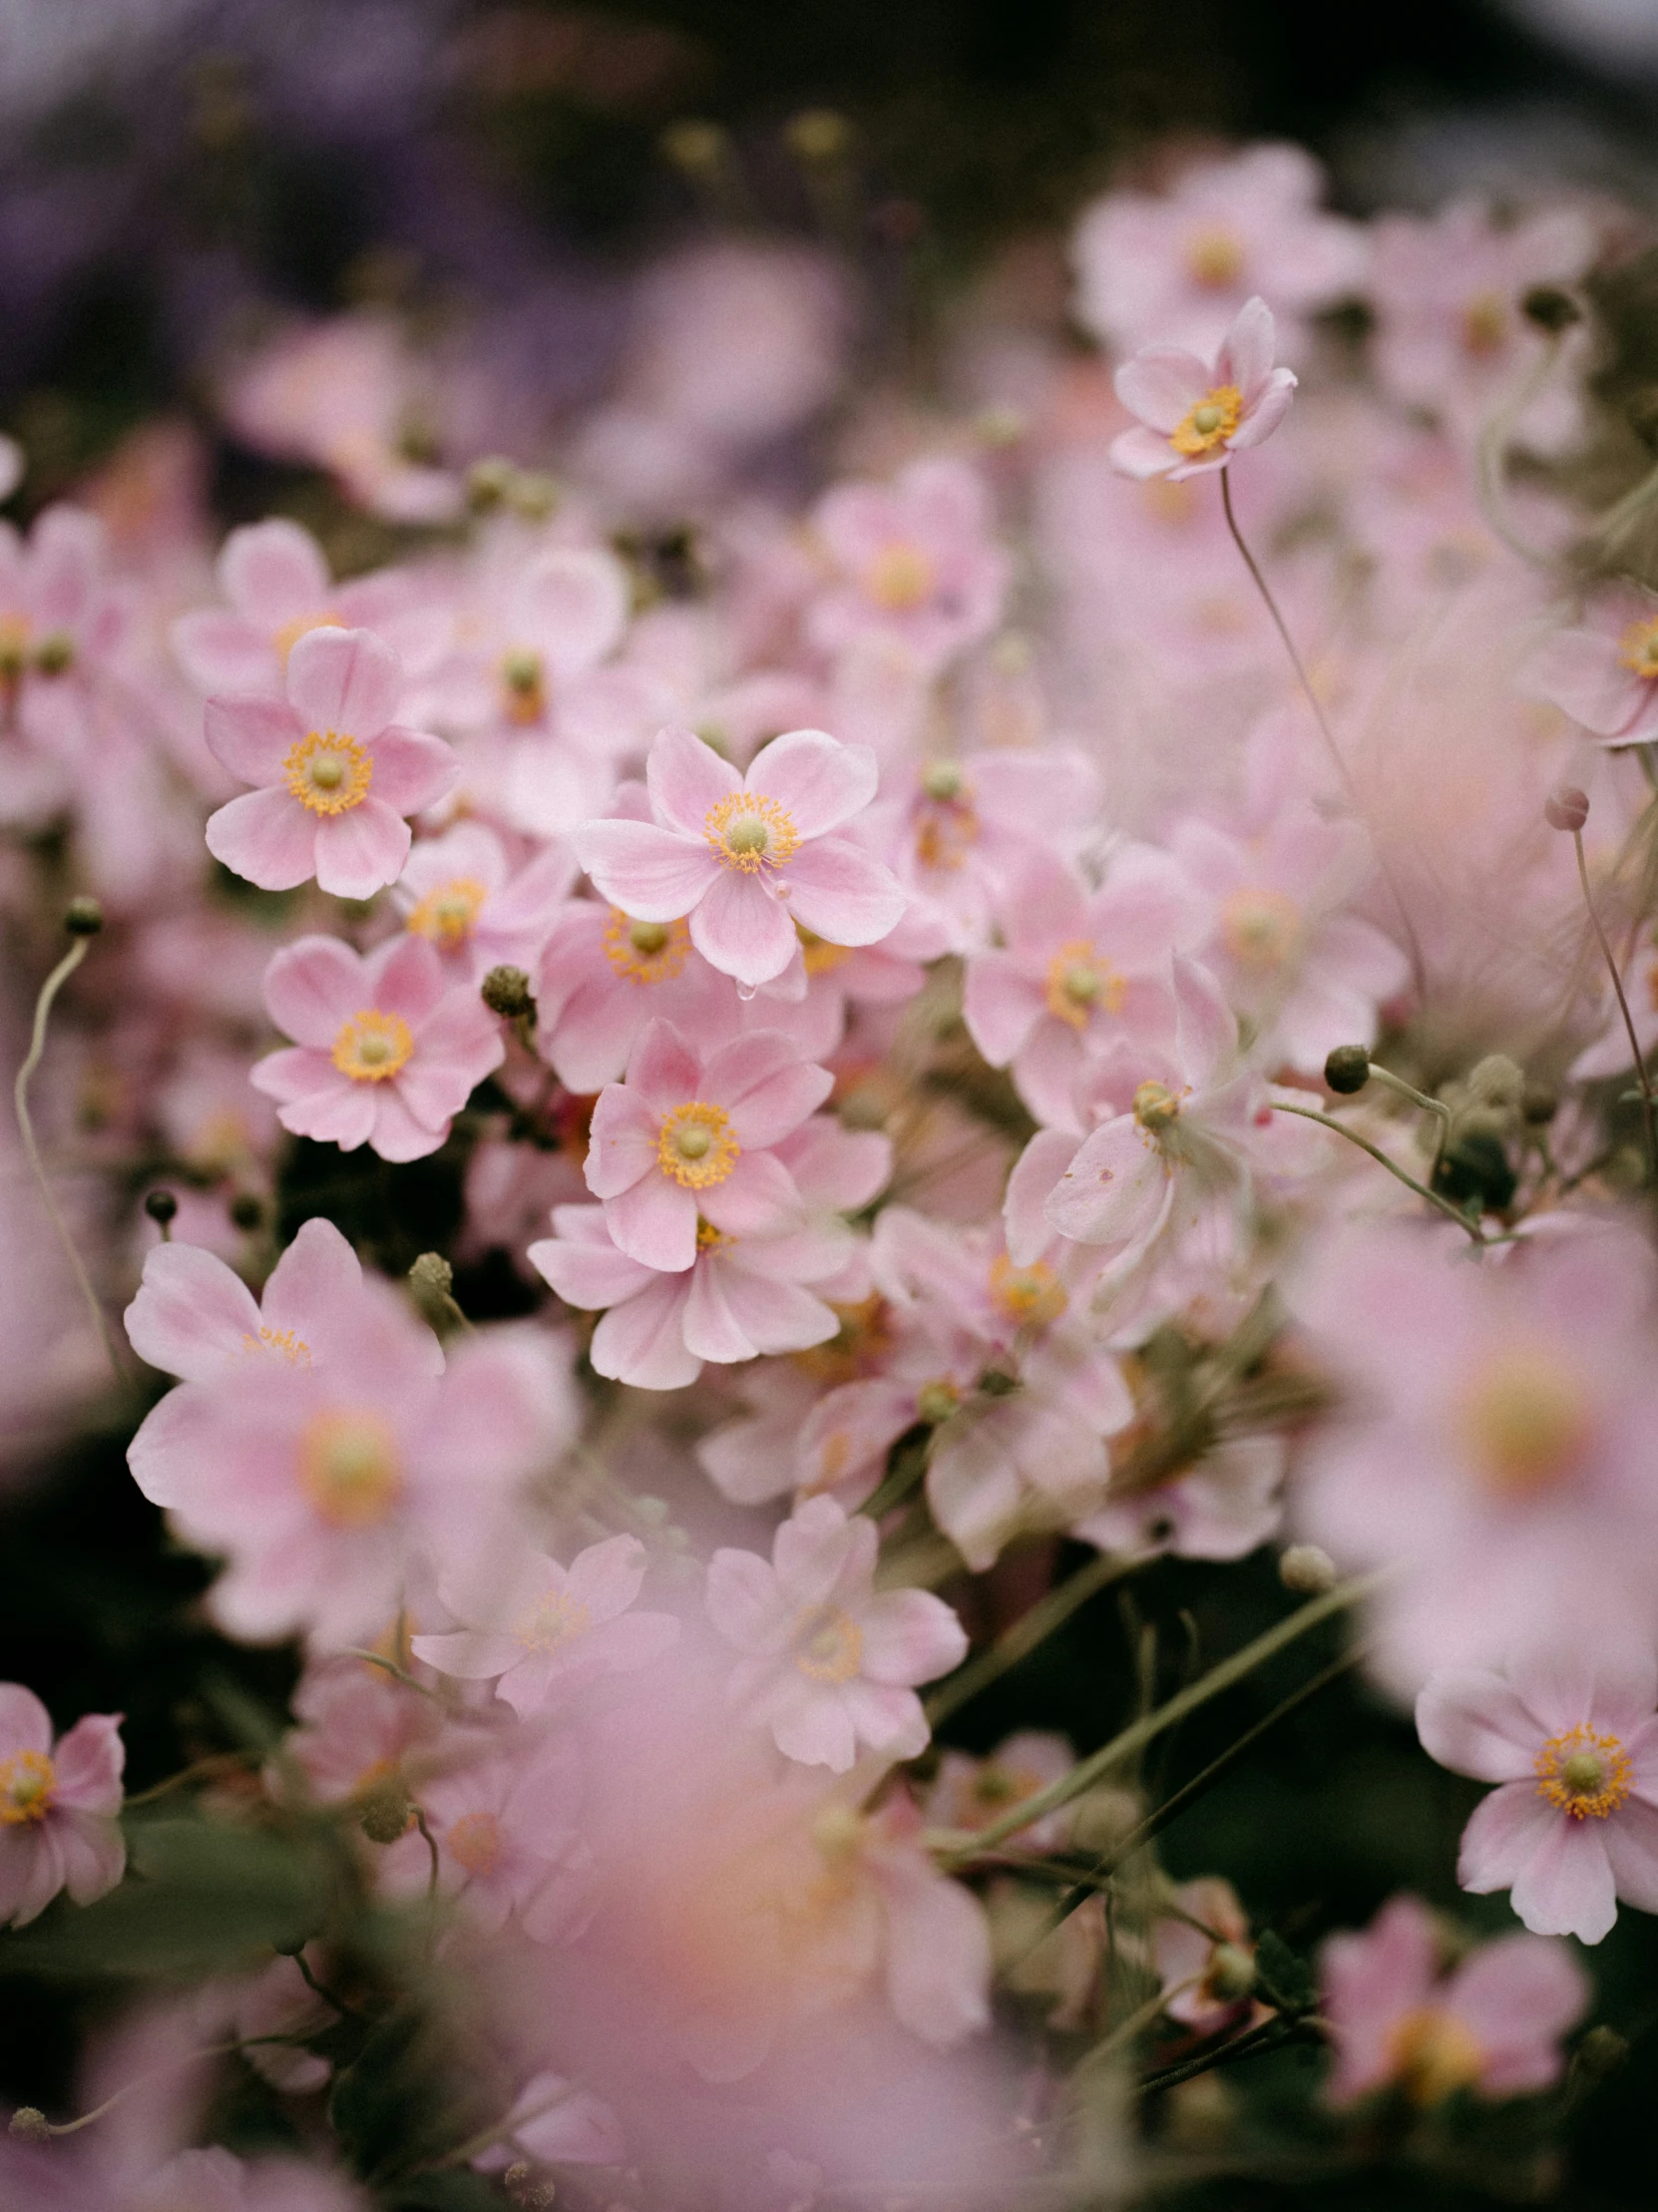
1528,627,1650,738
842,1678,931,1759
646,723,740,836
781,835,906,949
858,1588,969,1686
1227,367,1297,449
770,1683,858,1772
879,1861,991,2045
368,932,450,1025
1601,1793,1658,1913
1458,1783,1558,1897
586,1087,663,1199
521,547,629,675
56,1814,126,1906
566,1534,649,1620
530,1222,657,1310
206,786,319,892
690,870,798,986
204,694,301,786
622,1017,704,1112
606,1166,699,1272
577,817,722,921
4,1824,66,1926
705,1546,790,1653
590,1277,700,1387
371,1089,452,1162
220,517,330,622
312,800,411,900
287,624,401,739
1509,1814,1618,1944
1044,1116,1170,1247
408,1629,521,1679
708,1049,832,1147
1416,1669,1538,1782
775,1495,868,1606
1216,295,1277,399
262,935,369,1047
368,724,460,812
1448,1935,1587,2095
260,1215,380,1353
173,608,278,695
280,1080,380,1152
1109,426,1179,480
681,1257,761,1364
124,1242,262,1381
49,1713,125,1814
1114,346,1212,431
0,1685,53,1759
1005,1126,1081,1264
963,951,1044,1066
715,1264,838,1356
745,728,879,837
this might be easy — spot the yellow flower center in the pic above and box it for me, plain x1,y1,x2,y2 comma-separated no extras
240,1324,312,1366
283,729,373,817
989,1253,1067,1330
0,1749,56,1826
797,922,851,977
272,611,345,667
1133,1079,1182,1131
603,908,691,985
1221,886,1301,972
863,541,937,613
657,1101,740,1188
1619,616,1658,679
447,1810,503,1876
792,1604,864,1684
704,791,801,873
1185,226,1245,289
514,1588,593,1655
0,612,31,679
914,771,980,871
1535,1725,1632,1820
695,1216,727,1251
1044,940,1126,1031
915,1378,961,1425
407,876,488,950
297,1408,402,1528
1456,1347,1592,1497
500,648,547,726
1169,384,1243,460
1460,292,1508,358
331,1010,415,1085
1385,2007,1485,2105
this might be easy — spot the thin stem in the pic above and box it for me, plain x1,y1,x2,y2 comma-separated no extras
1138,2013,1309,2097
1588,453,1658,552
1219,467,1427,999
414,1807,442,1904
1271,1101,1484,1240
1573,825,1658,1181
13,937,126,1385
34,2040,242,2134
123,1750,256,1808
1076,1977,1201,2079
343,1647,443,1701
935,1572,1380,1859
925,1548,1149,1727
1366,1062,1452,1159
1474,331,1569,567
292,1949,358,2017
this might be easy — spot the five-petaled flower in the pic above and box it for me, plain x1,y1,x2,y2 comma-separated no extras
1110,295,1298,483
575,725,905,988
205,625,457,899
0,1684,126,1928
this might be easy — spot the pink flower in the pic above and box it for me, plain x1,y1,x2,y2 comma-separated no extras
252,934,506,1163
575,725,904,989
1418,1647,1658,1946
583,1017,831,1273
204,627,457,898
1071,143,1367,360
1153,1877,1268,2041
282,1658,443,1811
807,457,1010,672
964,847,1207,1130
411,1535,680,1715
704,1495,967,1772
1528,582,1658,748
1322,1892,1588,2103
534,896,738,1095
473,2072,624,2173
126,1321,573,1649
172,517,441,701
390,1726,591,1943
0,504,127,760
1110,296,1298,483
923,1732,1075,1854
0,1685,125,1928
1074,1431,1286,1563
391,821,574,985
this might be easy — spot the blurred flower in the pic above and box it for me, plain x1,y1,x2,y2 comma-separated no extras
0,1685,124,1928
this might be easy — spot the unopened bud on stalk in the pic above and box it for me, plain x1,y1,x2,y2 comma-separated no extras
1280,1544,1338,1594
144,1188,178,1227
228,1192,264,1231
1324,1044,1371,1095
1574,2023,1629,2080
482,965,535,1021
64,895,103,937
1520,285,1581,333
358,1780,416,1844
1544,786,1589,834
465,456,514,511
1466,1055,1526,1112
1206,1943,1256,2001
8,2107,50,2142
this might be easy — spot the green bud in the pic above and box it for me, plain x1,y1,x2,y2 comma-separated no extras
1324,1044,1370,1095
482,965,535,1020
64,895,104,937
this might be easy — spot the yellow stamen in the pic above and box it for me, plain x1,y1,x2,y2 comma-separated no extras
240,1324,312,1366
1385,2007,1484,2105
1133,1079,1182,1131
603,908,691,985
657,1101,740,1189
0,612,32,680
0,1749,56,1826
1185,227,1244,288
500,648,546,725
1535,1725,1632,1820
514,1588,593,1655
914,771,980,871
797,922,851,976
703,791,801,873
989,1253,1067,1330
407,876,488,951
1221,886,1301,972
446,1810,502,1876
1169,383,1243,460
331,1010,415,1085
1619,616,1658,680
1460,293,1507,357
297,1408,401,1528
272,611,345,667
695,1216,726,1251
1457,1347,1591,1497
1043,939,1125,1031
792,1604,864,1684
283,729,373,817
863,541,937,613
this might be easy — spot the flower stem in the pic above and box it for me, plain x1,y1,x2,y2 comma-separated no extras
12,935,127,1386
1270,1101,1484,1240
925,1548,1150,1727
1219,467,1427,1000
1572,825,1658,1180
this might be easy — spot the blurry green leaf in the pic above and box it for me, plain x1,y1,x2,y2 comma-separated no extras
0,1817,326,1982
383,2175,502,2211
329,2003,477,2181
1252,1928,1318,2015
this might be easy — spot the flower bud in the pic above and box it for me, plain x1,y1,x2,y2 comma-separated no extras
1466,1055,1525,1112
915,1381,960,1426
1206,1943,1256,2001
1324,1044,1371,1095
144,1188,179,1226
228,1192,264,1231
8,2107,50,2142
64,895,103,937
1520,284,1581,333
1574,2023,1629,2080
1522,1081,1558,1125
1544,786,1589,833
481,965,535,1020
358,1780,416,1844
1279,1544,1338,1595
465,456,514,511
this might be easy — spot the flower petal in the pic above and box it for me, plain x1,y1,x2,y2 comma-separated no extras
746,728,879,838
287,624,402,739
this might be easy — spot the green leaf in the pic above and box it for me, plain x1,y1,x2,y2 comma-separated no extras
329,2003,479,2182
1251,1927,1318,2015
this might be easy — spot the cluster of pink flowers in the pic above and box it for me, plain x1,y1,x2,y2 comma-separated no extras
13,130,1658,2205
